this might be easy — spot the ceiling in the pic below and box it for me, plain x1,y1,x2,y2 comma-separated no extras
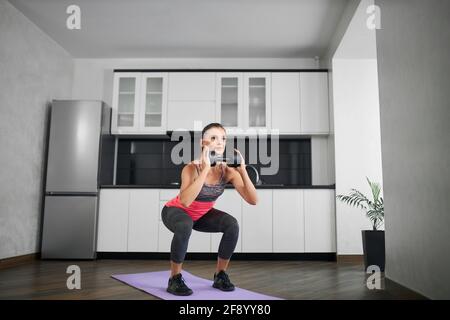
8,0,349,59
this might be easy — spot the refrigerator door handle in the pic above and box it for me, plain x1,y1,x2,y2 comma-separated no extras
45,192,98,196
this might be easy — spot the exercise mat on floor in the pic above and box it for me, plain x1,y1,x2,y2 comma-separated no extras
111,270,283,300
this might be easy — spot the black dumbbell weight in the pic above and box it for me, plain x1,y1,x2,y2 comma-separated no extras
208,150,241,167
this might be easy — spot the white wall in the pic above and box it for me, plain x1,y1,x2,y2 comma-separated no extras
376,0,450,299
71,58,319,105
316,0,361,190
333,59,383,254
0,0,73,259
327,0,384,254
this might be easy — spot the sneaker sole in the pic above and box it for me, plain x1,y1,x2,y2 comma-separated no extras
166,288,193,296
212,283,235,291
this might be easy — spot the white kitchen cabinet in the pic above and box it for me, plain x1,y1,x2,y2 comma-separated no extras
216,72,272,131
139,73,168,133
187,230,212,253
168,73,216,101
159,189,179,201
242,189,272,252
127,190,159,252
300,72,330,134
211,189,243,253
98,187,336,254
243,73,271,130
111,73,141,134
271,73,301,134
112,73,168,134
215,73,244,130
111,71,329,135
273,190,305,252
97,189,130,252
304,189,336,252
167,100,216,131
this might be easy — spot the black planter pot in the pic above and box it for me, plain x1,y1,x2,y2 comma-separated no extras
361,230,385,272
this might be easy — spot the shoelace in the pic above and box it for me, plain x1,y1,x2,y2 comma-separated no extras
218,272,231,285
174,275,189,289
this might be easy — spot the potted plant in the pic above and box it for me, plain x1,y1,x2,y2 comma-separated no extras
336,177,385,272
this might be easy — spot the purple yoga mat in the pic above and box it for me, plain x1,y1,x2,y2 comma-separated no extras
111,270,283,300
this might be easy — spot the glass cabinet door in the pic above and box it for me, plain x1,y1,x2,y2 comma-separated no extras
244,73,271,129
216,73,243,129
140,73,167,132
112,73,141,133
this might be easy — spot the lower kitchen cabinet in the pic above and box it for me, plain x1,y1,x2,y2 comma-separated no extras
97,189,159,252
242,189,273,252
127,190,159,252
304,189,336,252
97,189,130,252
187,231,211,253
273,190,305,252
98,188,336,254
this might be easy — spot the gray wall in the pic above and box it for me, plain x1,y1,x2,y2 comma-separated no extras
375,0,450,299
0,0,73,259
320,0,360,68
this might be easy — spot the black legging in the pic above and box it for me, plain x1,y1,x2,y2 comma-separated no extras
161,205,239,264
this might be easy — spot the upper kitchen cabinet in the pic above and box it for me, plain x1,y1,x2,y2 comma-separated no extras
215,73,243,130
167,73,216,131
112,72,168,134
216,72,271,132
139,73,168,133
272,72,329,134
300,72,330,134
168,73,216,101
244,73,271,130
167,100,216,131
112,73,141,134
271,73,301,133
111,71,329,135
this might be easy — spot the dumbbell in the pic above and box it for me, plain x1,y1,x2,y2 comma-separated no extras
208,150,241,167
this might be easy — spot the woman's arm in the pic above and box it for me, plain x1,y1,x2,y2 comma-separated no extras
178,164,210,207
178,145,212,207
227,166,258,205
227,149,258,205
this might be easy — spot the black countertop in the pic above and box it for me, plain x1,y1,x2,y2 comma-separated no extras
101,184,335,189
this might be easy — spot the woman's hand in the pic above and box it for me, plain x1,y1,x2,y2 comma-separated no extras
197,144,211,173
234,148,246,172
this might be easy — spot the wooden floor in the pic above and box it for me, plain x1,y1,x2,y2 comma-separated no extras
0,259,425,300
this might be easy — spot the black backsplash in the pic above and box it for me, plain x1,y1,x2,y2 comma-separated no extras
116,137,311,186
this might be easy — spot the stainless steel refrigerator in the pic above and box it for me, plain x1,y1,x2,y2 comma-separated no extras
41,100,114,259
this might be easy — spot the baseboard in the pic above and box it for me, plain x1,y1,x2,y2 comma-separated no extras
0,253,39,270
97,252,337,261
336,254,364,264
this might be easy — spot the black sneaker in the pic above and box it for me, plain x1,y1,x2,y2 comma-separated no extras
167,273,193,296
213,270,235,291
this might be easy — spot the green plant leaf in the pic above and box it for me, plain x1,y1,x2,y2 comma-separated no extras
337,177,385,230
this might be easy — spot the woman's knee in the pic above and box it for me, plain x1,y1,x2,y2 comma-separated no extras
223,215,239,235
174,220,193,237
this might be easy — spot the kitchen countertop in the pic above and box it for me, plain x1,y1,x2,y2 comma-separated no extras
101,184,335,189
